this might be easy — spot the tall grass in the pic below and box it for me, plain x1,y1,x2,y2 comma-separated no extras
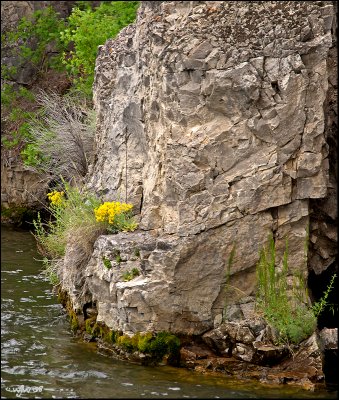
222,244,248,321
33,181,105,286
255,234,336,345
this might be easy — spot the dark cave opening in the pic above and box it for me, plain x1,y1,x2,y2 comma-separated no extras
308,262,338,387
308,262,338,330
323,349,339,389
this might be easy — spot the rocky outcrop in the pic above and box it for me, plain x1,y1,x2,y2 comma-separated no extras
58,0,337,387
1,160,48,212
181,329,325,390
80,0,337,331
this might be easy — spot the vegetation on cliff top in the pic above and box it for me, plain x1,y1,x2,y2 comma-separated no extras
1,1,139,169
60,1,139,96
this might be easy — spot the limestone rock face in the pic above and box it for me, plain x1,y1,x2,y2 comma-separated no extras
0,162,48,210
319,327,338,350
61,214,271,335
78,1,337,337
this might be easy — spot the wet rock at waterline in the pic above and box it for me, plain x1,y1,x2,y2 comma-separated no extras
181,332,324,391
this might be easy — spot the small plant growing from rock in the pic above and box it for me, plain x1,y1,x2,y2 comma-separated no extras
134,248,140,257
85,316,96,334
33,180,105,259
222,244,248,322
311,273,337,317
107,330,121,343
33,179,139,287
114,250,122,264
94,201,138,233
102,256,112,269
223,244,236,321
123,268,140,281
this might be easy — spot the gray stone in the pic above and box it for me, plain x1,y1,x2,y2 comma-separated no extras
233,343,255,362
202,327,233,356
319,328,338,350
50,1,336,362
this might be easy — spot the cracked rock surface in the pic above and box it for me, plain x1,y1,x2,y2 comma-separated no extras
62,1,336,341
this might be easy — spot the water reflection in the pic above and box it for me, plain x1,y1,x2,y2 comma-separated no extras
1,225,337,399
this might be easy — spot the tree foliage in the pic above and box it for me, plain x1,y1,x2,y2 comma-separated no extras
2,6,66,73
60,1,139,95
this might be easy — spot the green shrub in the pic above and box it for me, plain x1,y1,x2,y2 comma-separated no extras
3,6,66,72
1,65,18,82
20,143,45,168
1,86,38,152
1,135,20,149
60,1,139,96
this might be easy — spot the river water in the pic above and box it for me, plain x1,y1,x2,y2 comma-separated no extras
1,224,337,399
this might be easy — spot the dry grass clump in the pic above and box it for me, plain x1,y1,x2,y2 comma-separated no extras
27,89,95,183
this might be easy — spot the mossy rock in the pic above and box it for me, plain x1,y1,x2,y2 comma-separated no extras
85,317,97,334
116,331,181,362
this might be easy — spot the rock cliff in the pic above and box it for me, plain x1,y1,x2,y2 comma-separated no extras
4,0,337,388
62,0,337,335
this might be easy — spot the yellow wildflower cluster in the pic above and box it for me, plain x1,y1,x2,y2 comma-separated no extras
47,190,65,206
94,201,133,224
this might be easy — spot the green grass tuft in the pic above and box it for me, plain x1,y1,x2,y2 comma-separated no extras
255,234,336,345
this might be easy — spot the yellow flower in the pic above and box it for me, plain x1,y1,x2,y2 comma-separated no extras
94,201,133,224
47,190,65,206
